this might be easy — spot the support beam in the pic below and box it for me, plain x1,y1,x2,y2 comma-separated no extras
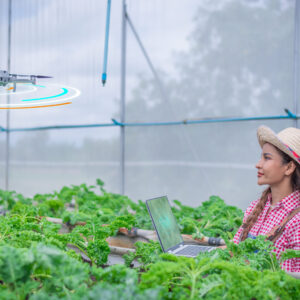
293,0,300,128
5,0,12,191
120,0,127,195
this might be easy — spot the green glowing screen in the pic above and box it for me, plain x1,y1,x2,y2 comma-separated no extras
147,196,183,251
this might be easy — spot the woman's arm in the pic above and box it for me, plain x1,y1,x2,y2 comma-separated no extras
285,271,300,279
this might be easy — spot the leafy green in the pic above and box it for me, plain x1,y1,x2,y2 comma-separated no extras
280,249,300,263
123,240,162,267
0,179,299,299
173,196,243,240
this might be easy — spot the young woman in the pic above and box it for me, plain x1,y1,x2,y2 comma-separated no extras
233,126,300,273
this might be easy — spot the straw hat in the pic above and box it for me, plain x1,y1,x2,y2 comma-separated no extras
257,126,300,165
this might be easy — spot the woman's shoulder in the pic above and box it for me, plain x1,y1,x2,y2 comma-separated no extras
244,198,260,215
241,199,261,223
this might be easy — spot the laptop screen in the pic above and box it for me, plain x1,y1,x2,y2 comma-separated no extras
146,196,183,251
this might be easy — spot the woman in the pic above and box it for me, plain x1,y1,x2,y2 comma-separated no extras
233,126,300,272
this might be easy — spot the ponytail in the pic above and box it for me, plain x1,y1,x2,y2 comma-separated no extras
240,187,271,241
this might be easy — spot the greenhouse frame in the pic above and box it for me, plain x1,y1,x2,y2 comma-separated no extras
0,0,299,298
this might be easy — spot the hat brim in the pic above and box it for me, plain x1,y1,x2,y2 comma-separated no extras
257,126,300,164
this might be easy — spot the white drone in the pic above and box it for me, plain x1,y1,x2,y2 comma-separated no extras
0,69,52,92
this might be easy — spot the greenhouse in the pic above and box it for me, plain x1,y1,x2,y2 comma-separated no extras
0,0,299,299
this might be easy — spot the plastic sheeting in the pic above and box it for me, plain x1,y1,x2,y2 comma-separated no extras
0,0,296,209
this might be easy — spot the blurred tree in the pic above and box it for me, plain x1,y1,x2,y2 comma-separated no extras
125,0,294,160
121,0,295,204
127,0,294,120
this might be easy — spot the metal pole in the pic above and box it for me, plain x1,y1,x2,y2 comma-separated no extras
294,0,300,128
5,0,12,191
120,0,127,195
126,13,168,102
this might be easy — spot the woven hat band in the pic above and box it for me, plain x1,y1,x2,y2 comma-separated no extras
283,143,300,163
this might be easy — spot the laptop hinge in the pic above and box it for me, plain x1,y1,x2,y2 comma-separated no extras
167,242,185,253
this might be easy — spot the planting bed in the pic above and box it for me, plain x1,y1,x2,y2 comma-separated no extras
0,179,299,299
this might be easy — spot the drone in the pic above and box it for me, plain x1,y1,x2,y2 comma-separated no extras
0,70,52,92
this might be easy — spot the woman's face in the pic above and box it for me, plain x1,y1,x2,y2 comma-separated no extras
255,143,292,187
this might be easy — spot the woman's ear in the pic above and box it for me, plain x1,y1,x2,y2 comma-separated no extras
285,161,296,176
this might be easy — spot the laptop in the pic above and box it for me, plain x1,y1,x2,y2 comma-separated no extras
146,196,215,257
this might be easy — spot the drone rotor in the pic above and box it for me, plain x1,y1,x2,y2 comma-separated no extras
9,74,52,79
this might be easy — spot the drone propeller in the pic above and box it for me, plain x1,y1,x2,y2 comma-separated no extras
9,74,52,78
34,75,52,78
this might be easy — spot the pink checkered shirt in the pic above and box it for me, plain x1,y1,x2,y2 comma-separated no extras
233,190,300,272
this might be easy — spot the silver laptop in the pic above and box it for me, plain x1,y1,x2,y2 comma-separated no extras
146,196,215,257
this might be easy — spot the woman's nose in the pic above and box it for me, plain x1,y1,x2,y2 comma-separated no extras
255,159,262,169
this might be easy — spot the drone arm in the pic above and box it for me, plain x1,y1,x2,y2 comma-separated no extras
9,79,35,84
8,78,35,92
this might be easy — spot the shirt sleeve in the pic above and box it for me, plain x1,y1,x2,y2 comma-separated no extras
280,214,300,272
233,199,259,244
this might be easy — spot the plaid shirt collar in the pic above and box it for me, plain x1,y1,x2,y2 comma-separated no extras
267,190,300,214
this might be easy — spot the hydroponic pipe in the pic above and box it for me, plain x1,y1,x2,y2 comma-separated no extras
0,109,299,133
101,0,111,86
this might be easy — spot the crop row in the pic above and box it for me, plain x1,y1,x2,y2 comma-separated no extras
0,179,299,299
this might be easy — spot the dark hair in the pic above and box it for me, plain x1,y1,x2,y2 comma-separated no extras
281,151,300,191
240,146,300,241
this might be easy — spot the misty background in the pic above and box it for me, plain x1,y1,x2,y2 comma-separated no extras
0,0,297,209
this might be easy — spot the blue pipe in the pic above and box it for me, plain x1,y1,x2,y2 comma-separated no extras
2,123,115,132
0,109,298,132
102,0,112,86
112,109,298,127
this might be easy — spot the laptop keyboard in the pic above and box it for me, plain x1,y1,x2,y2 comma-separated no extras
175,245,214,256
